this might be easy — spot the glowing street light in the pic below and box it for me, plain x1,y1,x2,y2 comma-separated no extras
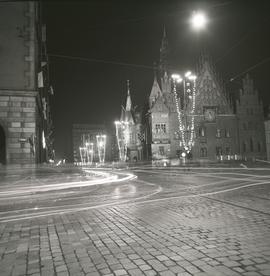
85,142,94,165
190,11,208,31
115,120,130,162
96,135,106,164
79,146,87,165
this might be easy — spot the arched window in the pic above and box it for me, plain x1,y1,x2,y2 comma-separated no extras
200,147,207,157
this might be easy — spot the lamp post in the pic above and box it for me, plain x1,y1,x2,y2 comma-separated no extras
96,135,106,164
85,142,94,165
79,146,87,165
172,72,197,157
115,121,130,162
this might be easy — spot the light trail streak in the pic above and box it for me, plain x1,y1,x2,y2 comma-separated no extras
0,170,137,197
0,179,161,223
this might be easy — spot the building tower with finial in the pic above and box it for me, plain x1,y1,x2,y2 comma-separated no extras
118,80,143,162
145,30,266,162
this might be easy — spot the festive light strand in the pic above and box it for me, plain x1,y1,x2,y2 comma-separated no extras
172,73,197,153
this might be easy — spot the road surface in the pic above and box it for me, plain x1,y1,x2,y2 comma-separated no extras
0,164,270,276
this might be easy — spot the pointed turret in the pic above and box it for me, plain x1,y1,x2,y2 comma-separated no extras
126,80,132,111
159,26,169,75
121,80,135,124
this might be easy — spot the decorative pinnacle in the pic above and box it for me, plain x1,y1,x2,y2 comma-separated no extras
127,79,130,95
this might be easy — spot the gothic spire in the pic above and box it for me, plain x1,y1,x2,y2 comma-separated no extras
159,25,169,74
125,80,132,111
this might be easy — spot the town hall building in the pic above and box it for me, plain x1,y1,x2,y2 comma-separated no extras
145,30,266,162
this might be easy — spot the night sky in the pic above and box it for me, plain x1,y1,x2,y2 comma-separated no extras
43,0,270,160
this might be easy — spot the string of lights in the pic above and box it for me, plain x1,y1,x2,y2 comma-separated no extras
172,72,197,155
96,135,106,164
115,121,130,162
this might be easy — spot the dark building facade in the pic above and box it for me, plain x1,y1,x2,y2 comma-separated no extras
0,1,53,165
146,31,266,162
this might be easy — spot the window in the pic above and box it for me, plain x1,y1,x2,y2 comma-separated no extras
155,124,161,134
216,147,222,156
225,147,231,155
159,146,165,156
155,124,166,134
225,129,230,138
242,142,246,153
216,129,221,138
200,147,207,157
161,124,166,133
250,138,253,152
199,127,205,137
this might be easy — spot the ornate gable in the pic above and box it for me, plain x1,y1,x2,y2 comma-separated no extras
150,95,169,113
195,59,232,114
149,76,162,108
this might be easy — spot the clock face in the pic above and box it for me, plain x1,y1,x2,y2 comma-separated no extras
205,109,216,121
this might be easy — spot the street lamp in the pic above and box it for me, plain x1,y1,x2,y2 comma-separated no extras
85,142,94,165
96,135,106,164
190,11,208,31
115,120,130,162
172,71,197,156
79,146,87,165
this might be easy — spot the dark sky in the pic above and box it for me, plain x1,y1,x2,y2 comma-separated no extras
43,0,270,160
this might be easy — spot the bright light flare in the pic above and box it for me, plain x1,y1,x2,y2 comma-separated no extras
190,11,208,31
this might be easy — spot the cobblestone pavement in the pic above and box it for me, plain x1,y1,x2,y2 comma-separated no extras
0,165,270,276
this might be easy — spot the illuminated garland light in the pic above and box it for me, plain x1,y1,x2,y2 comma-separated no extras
85,142,94,165
96,135,106,164
172,72,197,154
115,121,130,162
79,146,87,165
